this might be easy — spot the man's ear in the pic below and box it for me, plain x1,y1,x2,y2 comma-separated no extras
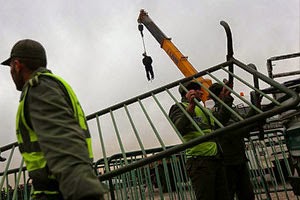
13,59,24,72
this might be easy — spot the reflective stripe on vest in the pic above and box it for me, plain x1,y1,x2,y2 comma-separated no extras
16,72,93,171
181,102,217,157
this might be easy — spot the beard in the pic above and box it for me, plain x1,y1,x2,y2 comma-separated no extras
11,65,25,91
15,74,25,91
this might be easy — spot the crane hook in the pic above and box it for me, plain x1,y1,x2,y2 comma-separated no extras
138,24,144,37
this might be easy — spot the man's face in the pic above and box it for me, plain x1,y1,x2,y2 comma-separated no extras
10,59,24,91
185,89,203,102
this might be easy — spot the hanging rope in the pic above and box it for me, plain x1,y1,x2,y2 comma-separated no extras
138,24,147,54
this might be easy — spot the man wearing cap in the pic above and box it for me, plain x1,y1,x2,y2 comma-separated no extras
1,39,106,200
209,82,255,200
169,81,229,200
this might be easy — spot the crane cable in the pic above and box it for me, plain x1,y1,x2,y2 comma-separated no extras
138,24,147,54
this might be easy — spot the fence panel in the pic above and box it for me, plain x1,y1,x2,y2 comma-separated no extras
1,56,299,199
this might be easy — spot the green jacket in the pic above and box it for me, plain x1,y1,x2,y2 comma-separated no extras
169,97,217,157
17,67,106,199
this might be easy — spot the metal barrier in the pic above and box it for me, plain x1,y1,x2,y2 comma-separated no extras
95,146,193,200
246,129,298,199
1,129,300,200
93,127,300,200
0,143,31,200
87,57,298,199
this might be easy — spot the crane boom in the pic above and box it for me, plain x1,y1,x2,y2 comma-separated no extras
138,9,199,77
137,9,212,100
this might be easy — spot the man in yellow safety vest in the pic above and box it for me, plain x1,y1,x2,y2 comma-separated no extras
1,39,107,200
169,81,229,200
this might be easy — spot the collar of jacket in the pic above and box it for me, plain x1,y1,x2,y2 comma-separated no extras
22,67,51,89
20,67,52,101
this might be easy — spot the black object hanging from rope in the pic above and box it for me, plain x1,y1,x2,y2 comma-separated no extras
138,23,155,81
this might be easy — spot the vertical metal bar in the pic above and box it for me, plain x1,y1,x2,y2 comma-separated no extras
221,66,281,105
112,161,122,200
141,165,153,200
277,128,299,199
136,167,146,200
153,162,164,200
124,105,147,156
220,20,234,84
250,137,272,199
95,115,115,200
120,172,127,200
6,176,10,200
23,171,28,200
110,110,128,165
12,159,24,200
96,115,109,173
0,145,16,193
267,134,289,199
259,136,280,199
129,167,139,200
179,153,195,199
249,63,266,141
170,155,182,198
245,147,261,200
161,158,174,200
246,138,264,199
137,99,166,149
110,108,139,197
151,93,184,142
125,168,133,199
267,59,274,79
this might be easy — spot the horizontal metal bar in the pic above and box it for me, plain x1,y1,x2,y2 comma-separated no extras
86,60,233,120
267,52,300,62
273,70,300,78
0,142,18,152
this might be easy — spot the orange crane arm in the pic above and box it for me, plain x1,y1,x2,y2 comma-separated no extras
138,9,199,77
137,9,211,100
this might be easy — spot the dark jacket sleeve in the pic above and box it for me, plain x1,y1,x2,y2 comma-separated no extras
26,77,105,200
218,101,258,139
212,95,258,139
169,103,194,135
212,95,234,128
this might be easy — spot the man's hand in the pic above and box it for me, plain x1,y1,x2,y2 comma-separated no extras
219,86,231,99
185,89,203,114
219,81,233,100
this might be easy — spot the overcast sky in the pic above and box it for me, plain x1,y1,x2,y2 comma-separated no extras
0,0,299,149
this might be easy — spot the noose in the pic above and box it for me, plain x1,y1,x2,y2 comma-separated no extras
138,24,147,54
